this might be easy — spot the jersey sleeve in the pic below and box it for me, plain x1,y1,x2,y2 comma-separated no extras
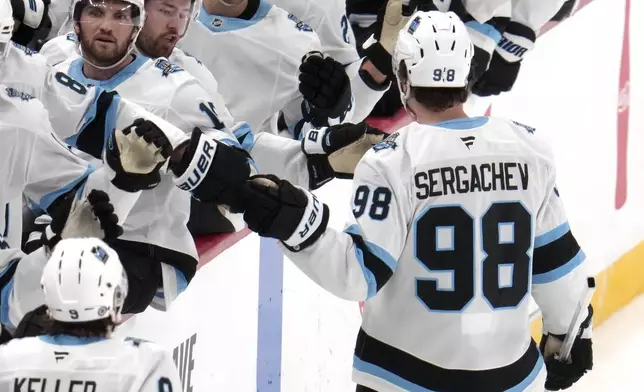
39,33,79,66
2,118,91,211
281,155,409,301
511,0,569,32
531,165,590,335
138,349,182,392
232,127,310,188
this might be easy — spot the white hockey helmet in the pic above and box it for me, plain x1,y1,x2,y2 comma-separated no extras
392,11,473,104
41,238,128,324
0,0,14,62
71,0,146,69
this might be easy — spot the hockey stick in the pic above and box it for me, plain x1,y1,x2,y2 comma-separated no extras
557,277,596,363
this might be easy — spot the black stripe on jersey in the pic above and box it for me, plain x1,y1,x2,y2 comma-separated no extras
354,328,541,391
347,233,394,292
533,231,581,275
76,91,117,159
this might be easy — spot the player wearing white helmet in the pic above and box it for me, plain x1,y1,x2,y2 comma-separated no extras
0,238,182,392
239,10,593,391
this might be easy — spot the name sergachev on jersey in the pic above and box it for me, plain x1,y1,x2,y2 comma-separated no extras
415,161,529,199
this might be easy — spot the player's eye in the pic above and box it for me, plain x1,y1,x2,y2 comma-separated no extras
115,12,130,21
87,8,103,18
159,7,174,16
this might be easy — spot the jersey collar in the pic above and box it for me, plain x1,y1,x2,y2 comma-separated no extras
39,335,108,346
198,0,272,33
432,116,489,130
67,54,149,91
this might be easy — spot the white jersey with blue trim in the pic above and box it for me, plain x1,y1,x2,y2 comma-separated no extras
283,116,590,391
0,335,181,392
179,1,322,134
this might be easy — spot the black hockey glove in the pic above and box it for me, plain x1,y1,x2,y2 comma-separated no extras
13,304,48,338
299,52,353,128
472,22,536,97
170,128,252,212
36,189,123,252
105,118,173,192
241,175,329,252
301,122,386,189
540,305,594,390
11,0,52,46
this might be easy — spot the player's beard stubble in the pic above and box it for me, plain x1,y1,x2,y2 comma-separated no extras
80,28,132,68
136,28,177,59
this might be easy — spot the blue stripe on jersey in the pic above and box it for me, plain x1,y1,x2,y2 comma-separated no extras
465,21,502,43
507,354,545,392
532,249,585,284
433,117,489,130
353,244,378,299
67,55,149,90
233,122,255,152
345,225,398,271
534,222,570,248
155,267,189,298
39,335,109,345
38,165,94,210
354,356,436,392
199,0,272,33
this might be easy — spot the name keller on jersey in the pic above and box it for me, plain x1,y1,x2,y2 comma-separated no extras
13,378,97,392
415,161,529,199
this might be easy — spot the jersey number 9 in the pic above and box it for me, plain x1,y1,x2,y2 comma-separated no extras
415,202,531,312
158,378,173,392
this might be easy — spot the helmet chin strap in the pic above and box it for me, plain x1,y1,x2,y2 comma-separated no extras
397,76,418,122
218,0,246,6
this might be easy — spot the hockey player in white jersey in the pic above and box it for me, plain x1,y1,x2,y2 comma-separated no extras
239,11,593,392
0,237,182,391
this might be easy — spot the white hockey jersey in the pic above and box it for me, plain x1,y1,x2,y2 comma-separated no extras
0,335,181,391
284,117,589,391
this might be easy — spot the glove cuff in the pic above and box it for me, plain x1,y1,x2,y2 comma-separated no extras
496,22,536,63
172,131,217,193
282,189,329,251
363,40,395,81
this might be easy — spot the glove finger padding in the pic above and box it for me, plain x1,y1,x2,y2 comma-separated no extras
242,175,307,240
60,190,123,241
105,118,173,192
242,175,329,251
298,52,352,121
543,337,593,390
328,124,386,178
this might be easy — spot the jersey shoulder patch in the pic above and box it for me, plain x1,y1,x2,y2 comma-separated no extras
124,336,154,347
154,58,184,77
66,32,78,42
287,13,313,32
11,42,36,56
373,132,400,152
4,87,35,101
512,120,536,134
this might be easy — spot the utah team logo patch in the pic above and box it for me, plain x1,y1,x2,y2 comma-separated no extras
155,59,183,77
373,132,399,152
5,87,34,101
287,14,312,32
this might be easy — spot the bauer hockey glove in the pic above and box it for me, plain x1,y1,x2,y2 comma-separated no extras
471,22,536,97
301,122,386,189
170,128,252,212
34,190,123,253
104,118,173,192
540,305,594,390
299,52,353,129
241,175,329,252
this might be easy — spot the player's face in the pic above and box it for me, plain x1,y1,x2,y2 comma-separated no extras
138,0,191,58
78,0,138,66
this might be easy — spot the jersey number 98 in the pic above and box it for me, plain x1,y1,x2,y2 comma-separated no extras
415,202,531,312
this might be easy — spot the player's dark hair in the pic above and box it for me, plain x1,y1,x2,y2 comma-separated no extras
397,62,470,112
44,317,116,338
